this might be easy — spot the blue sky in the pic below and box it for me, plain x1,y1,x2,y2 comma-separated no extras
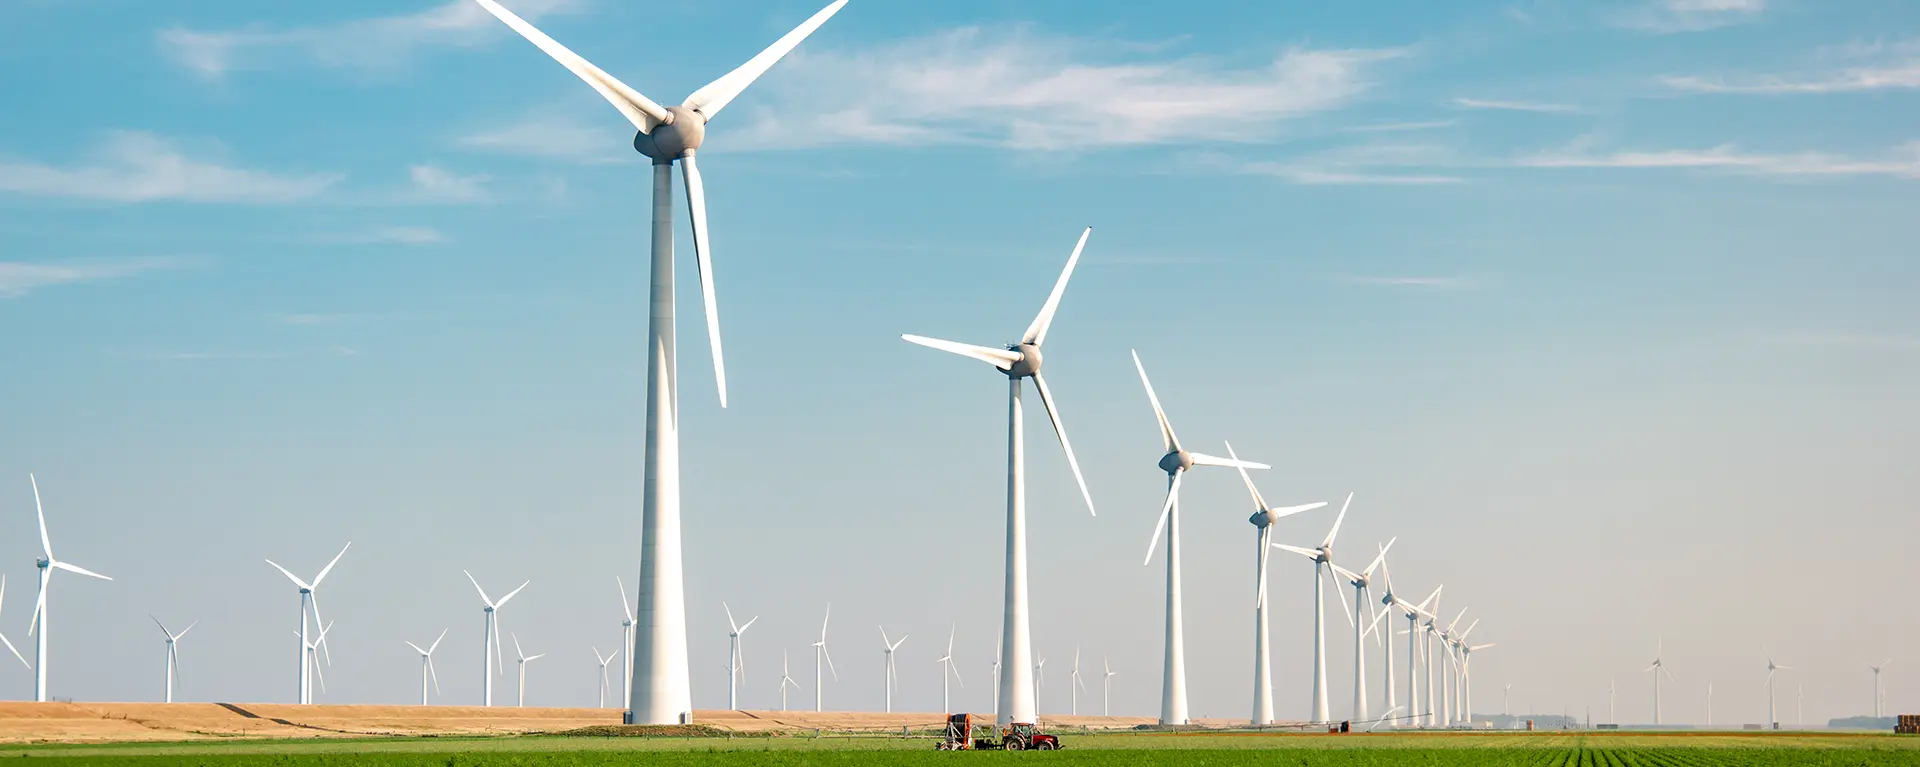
2,0,1917,724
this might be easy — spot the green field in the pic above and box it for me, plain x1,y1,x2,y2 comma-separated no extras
4,732,1916,766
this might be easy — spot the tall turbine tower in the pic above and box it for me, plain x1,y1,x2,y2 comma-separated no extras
1390,580,1439,728
265,542,348,705
150,616,196,704
468,0,849,725
294,621,334,702
1764,648,1791,728
1705,680,1713,726
1330,538,1396,725
512,634,545,707
1274,493,1360,724
1422,592,1445,726
1103,658,1117,716
880,627,907,713
593,646,617,708
1224,442,1326,725
616,578,635,709
0,576,27,673
1377,551,1430,729
1070,647,1086,716
813,605,837,712
779,649,800,711
935,625,963,714
25,474,114,703
1646,639,1675,725
1867,659,1893,718
901,227,1098,727
1133,351,1269,724
723,603,756,710
404,629,448,706
1437,607,1466,726
463,571,529,707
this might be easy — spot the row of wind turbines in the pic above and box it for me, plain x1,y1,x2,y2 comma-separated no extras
1620,643,1896,728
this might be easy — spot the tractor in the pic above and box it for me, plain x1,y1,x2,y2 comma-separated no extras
939,714,1062,751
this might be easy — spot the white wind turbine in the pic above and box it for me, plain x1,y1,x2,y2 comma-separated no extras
1034,656,1049,714
813,605,837,712
779,649,801,711
593,646,617,708
470,0,849,725
295,621,335,702
1609,675,1617,725
1070,647,1087,716
880,627,907,714
1436,607,1467,727
150,615,196,704
0,576,27,674
512,634,545,707
1646,639,1675,725
1102,657,1117,717
1867,659,1893,718
463,570,529,707
1442,614,1477,724
723,603,757,711
1273,492,1360,724
1223,442,1327,725
1705,680,1713,726
1764,647,1791,728
1133,351,1269,725
616,577,635,710
404,629,449,706
935,625,962,714
25,474,114,703
1796,683,1803,727
1420,590,1446,726
901,226,1097,727
1459,631,1493,724
266,541,349,705
1377,550,1432,729
1329,537,1396,725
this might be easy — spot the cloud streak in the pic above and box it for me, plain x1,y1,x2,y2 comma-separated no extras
1518,143,1920,179
159,0,577,77
1452,97,1579,114
1619,0,1766,33
0,132,340,204
0,257,192,298
1663,65,1920,94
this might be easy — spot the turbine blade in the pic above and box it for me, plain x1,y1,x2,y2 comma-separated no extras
1329,562,1361,583
1256,526,1272,609
823,645,838,681
725,602,739,633
1322,492,1355,548
1134,351,1183,451
1223,441,1269,511
1032,372,1096,517
680,155,728,408
617,576,633,623
1142,471,1182,565
470,0,669,131
1187,452,1268,470
513,632,525,662
28,585,45,637
464,570,494,607
0,632,26,670
311,542,351,588
151,614,171,638
310,592,332,666
740,616,757,633
1362,537,1396,578
496,580,530,609
177,621,197,640
429,656,442,698
406,641,428,655
1330,567,1355,628
681,0,848,121
430,627,449,653
900,334,1021,370
1021,226,1092,346
30,473,53,560
266,560,312,591
1272,543,1320,559
53,561,110,581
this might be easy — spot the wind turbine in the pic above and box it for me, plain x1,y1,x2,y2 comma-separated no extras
512,634,545,707
1867,659,1894,718
25,474,114,703
1034,656,1048,714
779,649,801,711
150,615,196,704
0,576,27,673
1764,647,1791,729
1223,441,1327,725
1460,638,1493,724
1705,680,1713,726
295,621,334,702
1609,675,1616,725
1646,639,1675,725
265,542,348,705
1421,591,1446,726
813,605,837,712
593,646,617,708
463,570,529,707
1436,607,1466,727
1103,657,1117,717
616,577,635,710
935,625,963,714
1070,647,1087,716
1502,683,1512,717
1330,537,1396,725
880,627,907,713
723,603,757,711
404,629,448,706
1133,351,1269,725
1377,550,1431,729
1274,492,1360,724
901,226,1097,728
470,0,849,725
1796,684,1804,727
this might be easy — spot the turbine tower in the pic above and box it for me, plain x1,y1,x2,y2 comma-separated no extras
512,634,545,707
1223,442,1326,725
1764,647,1791,728
294,621,334,702
1274,493,1360,724
779,649,801,711
150,615,196,704
616,577,635,709
1436,607,1466,727
1329,537,1396,725
265,542,348,705
0,576,27,674
935,625,963,714
812,605,837,712
1377,551,1432,729
1422,592,1445,727
1646,639,1675,725
469,0,849,725
1705,680,1713,726
880,627,908,713
901,226,1098,727
1133,351,1269,725
1867,659,1893,719
1070,647,1086,716
723,603,757,710
463,570,529,707
25,474,114,703
593,646,617,708
404,629,448,706
1102,658,1117,716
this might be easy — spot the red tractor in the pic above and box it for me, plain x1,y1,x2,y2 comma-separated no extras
939,714,1062,751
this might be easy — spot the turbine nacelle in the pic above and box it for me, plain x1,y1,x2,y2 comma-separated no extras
1003,343,1042,379
35,558,48,570
1158,450,1194,475
632,106,708,161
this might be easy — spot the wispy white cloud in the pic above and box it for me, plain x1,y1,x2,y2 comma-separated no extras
159,0,578,78
335,225,450,244
0,132,339,204
1517,142,1920,179
1348,120,1458,133
1252,167,1466,185
1618,0,1766,33
1220,142,1469,185
1663,64,1920,94
710,27,1410,151
1338,275,1479,289
456,112,632,165
0,257,192,298
1452,97,1579,114
396,165,491,204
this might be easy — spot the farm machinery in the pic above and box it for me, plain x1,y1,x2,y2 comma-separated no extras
938,714,1062,751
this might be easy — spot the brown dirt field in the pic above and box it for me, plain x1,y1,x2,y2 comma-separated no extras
0,702,1163,744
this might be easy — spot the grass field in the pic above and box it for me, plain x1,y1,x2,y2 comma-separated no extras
3,731,1916,766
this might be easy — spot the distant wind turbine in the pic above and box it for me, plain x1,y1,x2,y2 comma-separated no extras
1867,659,1894,719
1646,639,1675,725
512,634,545,707
1070,647,1087,716
404,629,449,706
724,603,757,710
779,649,801,711
1764,647,1791,728
616,578,635,709
1103,658,1117,716
26,474,114,703
1273,492,1361,723
812,605,837,712
294,621,335,701
934,625,962,714
463,570,529,707
150,615,196,704
265,541,348,705
880,627,907,713
593,646,617,708
1223,441,1326,725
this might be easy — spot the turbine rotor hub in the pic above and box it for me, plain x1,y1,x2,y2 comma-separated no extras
36,558,49,569
1249,509,1272,528
632,106,707,161
1004,344,1041,379
1158,450,1193,474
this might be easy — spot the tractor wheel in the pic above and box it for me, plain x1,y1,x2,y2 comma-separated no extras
1035,741,1055,751
1004,739,1025,751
